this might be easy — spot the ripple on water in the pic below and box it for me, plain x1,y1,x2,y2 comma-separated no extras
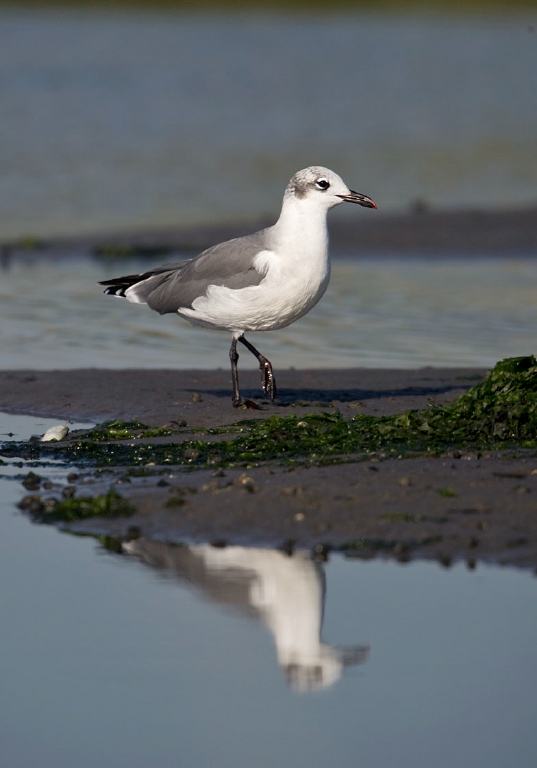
2,256,537,370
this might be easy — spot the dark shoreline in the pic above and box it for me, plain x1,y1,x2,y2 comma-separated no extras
3,204,537,262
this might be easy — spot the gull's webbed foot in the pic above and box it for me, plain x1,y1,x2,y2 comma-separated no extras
232,397,262,410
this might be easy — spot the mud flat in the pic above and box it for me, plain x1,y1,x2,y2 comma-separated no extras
2,362,537,572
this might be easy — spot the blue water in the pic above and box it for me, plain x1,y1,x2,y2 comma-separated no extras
2,9,536,371
1,414,537,768
0,10,536,239
2,254,537,370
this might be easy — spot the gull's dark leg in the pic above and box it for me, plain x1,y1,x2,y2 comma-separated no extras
229,337,261,409
229,337,242,407
239,334,277,402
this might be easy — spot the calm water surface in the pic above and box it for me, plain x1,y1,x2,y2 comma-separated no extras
0,10,536,238
1,416,537,768
2,10,536,371
2,254,537,370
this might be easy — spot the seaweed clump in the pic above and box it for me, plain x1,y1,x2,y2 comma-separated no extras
446,355,537,442
87,420,174,441
18,489,135,524
368,355,537,447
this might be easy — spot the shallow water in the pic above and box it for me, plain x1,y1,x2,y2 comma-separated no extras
1,415,537,768
0,10,536,239
2,254,537,370
3,11,535,373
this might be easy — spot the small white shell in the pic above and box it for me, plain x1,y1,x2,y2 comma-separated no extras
41,425,70,442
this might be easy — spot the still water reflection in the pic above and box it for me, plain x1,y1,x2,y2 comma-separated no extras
123,539,370,691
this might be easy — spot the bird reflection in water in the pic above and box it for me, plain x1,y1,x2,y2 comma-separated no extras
121,540,369,692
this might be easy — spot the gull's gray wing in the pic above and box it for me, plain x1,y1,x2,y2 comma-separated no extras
101,229,274,314
127,229,272,315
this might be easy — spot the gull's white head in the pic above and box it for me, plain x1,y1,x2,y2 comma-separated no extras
284,166,376,211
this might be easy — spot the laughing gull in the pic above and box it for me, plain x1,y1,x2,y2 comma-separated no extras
100,166,376,407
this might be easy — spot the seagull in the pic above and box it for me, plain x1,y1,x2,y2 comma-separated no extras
99,166,376,408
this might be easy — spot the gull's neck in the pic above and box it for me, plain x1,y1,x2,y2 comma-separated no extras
271,196,330,257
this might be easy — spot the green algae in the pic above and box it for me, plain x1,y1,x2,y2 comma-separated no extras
18,489,135,523
341,535,444,558
380,513,449,523
437,487,457,498
4,357,537,471
230,355,537,461
86,420,174,441
371,355,537,446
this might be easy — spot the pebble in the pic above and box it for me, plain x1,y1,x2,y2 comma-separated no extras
236,473,258,493
22,471,41,490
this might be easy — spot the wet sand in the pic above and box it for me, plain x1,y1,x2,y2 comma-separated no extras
2,366,537,571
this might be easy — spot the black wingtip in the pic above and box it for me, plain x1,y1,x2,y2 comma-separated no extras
101,285,127,297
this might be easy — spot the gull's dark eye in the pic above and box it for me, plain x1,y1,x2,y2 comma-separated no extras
315,178,330,191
